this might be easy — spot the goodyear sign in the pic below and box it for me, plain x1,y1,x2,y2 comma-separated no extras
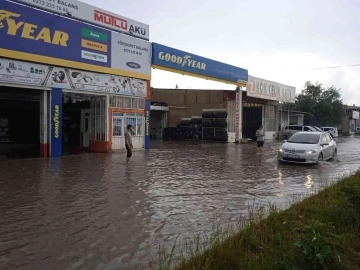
144,100,151,150
0,1,150,80
51,88,62,157
152,43,248,86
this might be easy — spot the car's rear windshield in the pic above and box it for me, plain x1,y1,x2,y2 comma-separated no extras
287,133,320,144
323,127,332,131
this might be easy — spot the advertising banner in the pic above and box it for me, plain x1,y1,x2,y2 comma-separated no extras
0,58,147,97
111,33,151,78
352,111,360,120
0,1,151,80
13,0,149,40
51,88,62,157
246,75,296,103
152,43,248,86
144,100,151,150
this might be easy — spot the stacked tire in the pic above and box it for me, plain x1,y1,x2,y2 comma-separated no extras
201,109,228,142
179,118,192,139
191,117,202,139
214,109,228,142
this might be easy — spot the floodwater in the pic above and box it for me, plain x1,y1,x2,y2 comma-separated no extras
1,136,360,270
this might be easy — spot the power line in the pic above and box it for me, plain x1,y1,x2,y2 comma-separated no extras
290,63,360,72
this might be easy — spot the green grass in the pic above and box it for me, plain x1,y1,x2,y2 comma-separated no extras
150,172,360,270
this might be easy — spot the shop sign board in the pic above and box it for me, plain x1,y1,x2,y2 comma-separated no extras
13,0,149,40
151,43,248,86
0,58,147,97
352,111,359,120
0,1,151,80
246,75,296,103
51,88,62,157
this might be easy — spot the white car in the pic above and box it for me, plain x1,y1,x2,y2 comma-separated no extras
321,127,338,138
282,125,317,136
278,132,337,164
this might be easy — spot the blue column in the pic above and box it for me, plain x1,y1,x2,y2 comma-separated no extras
51,88,62,157
145,100,151,150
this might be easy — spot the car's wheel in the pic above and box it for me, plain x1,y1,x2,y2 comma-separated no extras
318,153,324,162
330,148,337,161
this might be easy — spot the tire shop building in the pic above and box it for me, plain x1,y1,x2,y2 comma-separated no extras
0,0,151,158
150,75,296,142
244,75,296,140
341,105,360,135
150,43,248,144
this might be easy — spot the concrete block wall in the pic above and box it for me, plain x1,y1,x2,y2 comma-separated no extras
151,89,226,127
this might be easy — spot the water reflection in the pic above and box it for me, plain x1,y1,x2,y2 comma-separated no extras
305,174,314,189
0,137,360,269
277,170,284,197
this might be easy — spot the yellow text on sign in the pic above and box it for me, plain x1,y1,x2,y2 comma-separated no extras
2,10,69,46
81,39,108,53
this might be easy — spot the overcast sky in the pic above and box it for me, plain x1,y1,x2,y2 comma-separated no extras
87,0,359,105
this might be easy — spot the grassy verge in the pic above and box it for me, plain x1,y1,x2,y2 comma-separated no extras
152,172,360,270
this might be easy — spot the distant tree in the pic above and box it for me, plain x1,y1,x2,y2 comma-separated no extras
283,81,344,126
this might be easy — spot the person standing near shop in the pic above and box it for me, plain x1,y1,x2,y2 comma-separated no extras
125,125,133,163
256,125,265,153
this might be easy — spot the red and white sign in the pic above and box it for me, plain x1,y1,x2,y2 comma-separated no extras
235,90,242,142
14,0,149,40
246,75,296,103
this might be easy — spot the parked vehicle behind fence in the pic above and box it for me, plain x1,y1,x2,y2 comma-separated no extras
282,125,317,137
321,127,339,138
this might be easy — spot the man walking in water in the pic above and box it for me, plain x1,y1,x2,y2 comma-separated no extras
256,125,265,153
125,125,133,163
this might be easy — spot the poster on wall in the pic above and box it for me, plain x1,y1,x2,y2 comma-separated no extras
67,69,147,96
0,58,147,97
246,75,296,103
15,0,149,40
0,58,49,85
0,1,151,80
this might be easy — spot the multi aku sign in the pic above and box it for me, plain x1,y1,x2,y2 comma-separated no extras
0,1,151,80
13,0,149,40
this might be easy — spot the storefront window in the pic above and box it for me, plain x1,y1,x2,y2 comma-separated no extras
91,96,107,142
109,96,145,109
265,105,276,132
112,113,144,136
113,118,123,136
137,118,144,135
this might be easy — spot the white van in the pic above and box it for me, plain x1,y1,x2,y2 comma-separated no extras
283,125,317,136
321,127,339,138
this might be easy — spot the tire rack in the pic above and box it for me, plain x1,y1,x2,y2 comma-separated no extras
201,109,228,142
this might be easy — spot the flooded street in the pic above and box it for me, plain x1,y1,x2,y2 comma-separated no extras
1,136,360,270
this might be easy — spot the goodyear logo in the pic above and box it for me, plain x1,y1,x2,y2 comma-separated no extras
0,9,69,46
158,52,206,70
53,105,60,139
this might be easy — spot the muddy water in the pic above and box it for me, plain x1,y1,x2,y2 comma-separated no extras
1,137,360,270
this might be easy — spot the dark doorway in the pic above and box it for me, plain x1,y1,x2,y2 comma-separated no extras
62,93,92,155
0,86,40,159
242,106,262,140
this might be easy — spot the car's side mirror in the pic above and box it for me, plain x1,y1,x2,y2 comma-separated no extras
322,143,329,146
